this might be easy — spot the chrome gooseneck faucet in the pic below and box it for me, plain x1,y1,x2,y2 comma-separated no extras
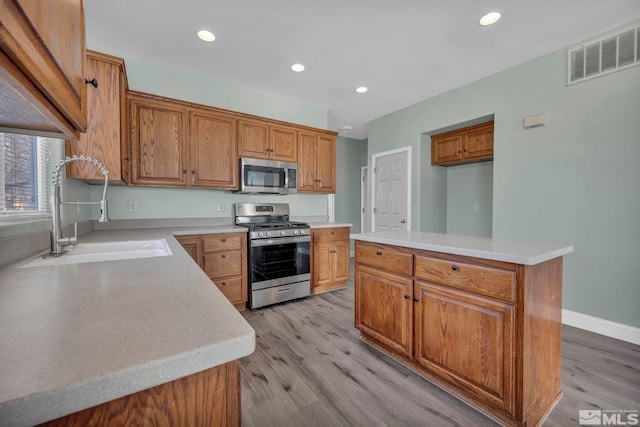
49,155,110,257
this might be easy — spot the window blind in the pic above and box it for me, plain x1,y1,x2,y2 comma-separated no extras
0,133,51,220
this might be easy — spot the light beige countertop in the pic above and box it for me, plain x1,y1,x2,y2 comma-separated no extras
350,231,573,265
0,227,254,427
308,222,352,229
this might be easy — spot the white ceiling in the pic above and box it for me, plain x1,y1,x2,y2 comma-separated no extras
85,0,640,140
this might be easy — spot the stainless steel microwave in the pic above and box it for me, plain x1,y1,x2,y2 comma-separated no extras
238,158,298,194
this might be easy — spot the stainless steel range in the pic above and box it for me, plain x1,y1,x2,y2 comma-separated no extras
234,203,311,309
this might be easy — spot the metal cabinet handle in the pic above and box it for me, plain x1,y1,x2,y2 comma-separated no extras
400,219,406,224
451,265,458,271
413,296,420,302
376,250,382,256
182,169,187,174
221,254,226,259
221,238,226,242
221,281,227,286
404,294,410,299
85,78,98,88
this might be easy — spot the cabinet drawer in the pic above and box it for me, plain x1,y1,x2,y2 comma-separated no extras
356,242,413,276
213,276,243,303
203,234,243,252
203,251,243,277
415,256,516,301
313,227,349,243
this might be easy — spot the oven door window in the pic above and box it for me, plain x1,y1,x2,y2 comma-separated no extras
244,165,286,189
250,241,310,283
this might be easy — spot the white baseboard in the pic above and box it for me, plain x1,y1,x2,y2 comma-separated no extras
562,309,640,346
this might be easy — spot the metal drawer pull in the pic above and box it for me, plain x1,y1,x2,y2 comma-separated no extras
221,281,227,286
221,238,226,242
413,296,420,302
404,294,410,299
376,251,382,256
277,287,291,293
221,254,226,258
451,265,459,271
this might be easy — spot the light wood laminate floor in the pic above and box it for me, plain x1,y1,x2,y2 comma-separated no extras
240,267,640,426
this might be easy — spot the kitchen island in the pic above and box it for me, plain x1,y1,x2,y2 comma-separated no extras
0,228,254,427
350,231,573,427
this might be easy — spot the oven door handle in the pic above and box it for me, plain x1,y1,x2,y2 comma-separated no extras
251,236,311,247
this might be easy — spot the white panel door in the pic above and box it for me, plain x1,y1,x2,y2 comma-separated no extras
361,166,369,232
374,150,408,231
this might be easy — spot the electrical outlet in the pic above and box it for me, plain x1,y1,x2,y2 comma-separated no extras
473,202,480,212
217,202,224,212
128,200,137,213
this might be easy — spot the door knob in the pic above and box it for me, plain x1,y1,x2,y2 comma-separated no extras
400,219,406,224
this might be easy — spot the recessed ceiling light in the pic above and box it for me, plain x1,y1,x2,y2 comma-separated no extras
479,11,501,26
356,86,368,94
291,63,305,72
197,30,216,42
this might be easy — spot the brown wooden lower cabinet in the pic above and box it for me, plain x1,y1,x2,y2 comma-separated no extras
38,361,241,427
354,240,563,427
311,227,350,294
176,233,248,311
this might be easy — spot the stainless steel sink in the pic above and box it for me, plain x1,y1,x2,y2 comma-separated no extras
20,239,172,268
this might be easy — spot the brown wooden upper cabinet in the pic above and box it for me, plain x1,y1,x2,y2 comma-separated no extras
0,0,86,139
237,118,297,162
129,92,189,187
431,121,494,166
298,131,336,193
189,109,237,189
66,51,129,183
128,91,238,189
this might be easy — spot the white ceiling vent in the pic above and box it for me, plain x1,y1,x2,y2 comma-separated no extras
568,24,640,85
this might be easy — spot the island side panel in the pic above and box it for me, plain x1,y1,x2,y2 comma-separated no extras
521,257,563,427
38,361,241,427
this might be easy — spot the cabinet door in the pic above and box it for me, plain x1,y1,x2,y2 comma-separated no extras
190,110,237,189
431,134,462,165
355,264,413,358
333,240,350,283
297,132,318,192
312,242,333,290
0,0,86,138
316,134,336,193
269,126,297,162
66,52,126,182
175,235,203,268
237,119,269,159
414,281,515,414
130,96,188,186
463,125,493,161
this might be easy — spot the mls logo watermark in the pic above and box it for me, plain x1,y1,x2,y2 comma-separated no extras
579,409,639,425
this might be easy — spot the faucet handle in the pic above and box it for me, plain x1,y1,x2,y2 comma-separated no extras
69,222,78,246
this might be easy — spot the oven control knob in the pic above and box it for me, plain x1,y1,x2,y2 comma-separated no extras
258,232,265,238
280,231,286,236
300,229,307,235
294,230,300,235
266,231,272,237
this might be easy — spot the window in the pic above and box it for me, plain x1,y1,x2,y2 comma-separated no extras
0,133,51,220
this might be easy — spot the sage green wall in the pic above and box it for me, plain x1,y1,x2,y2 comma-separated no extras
79,54,332,220
368,23,640,328
446,162,493,237
121,57,328,129
335,136,368,247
